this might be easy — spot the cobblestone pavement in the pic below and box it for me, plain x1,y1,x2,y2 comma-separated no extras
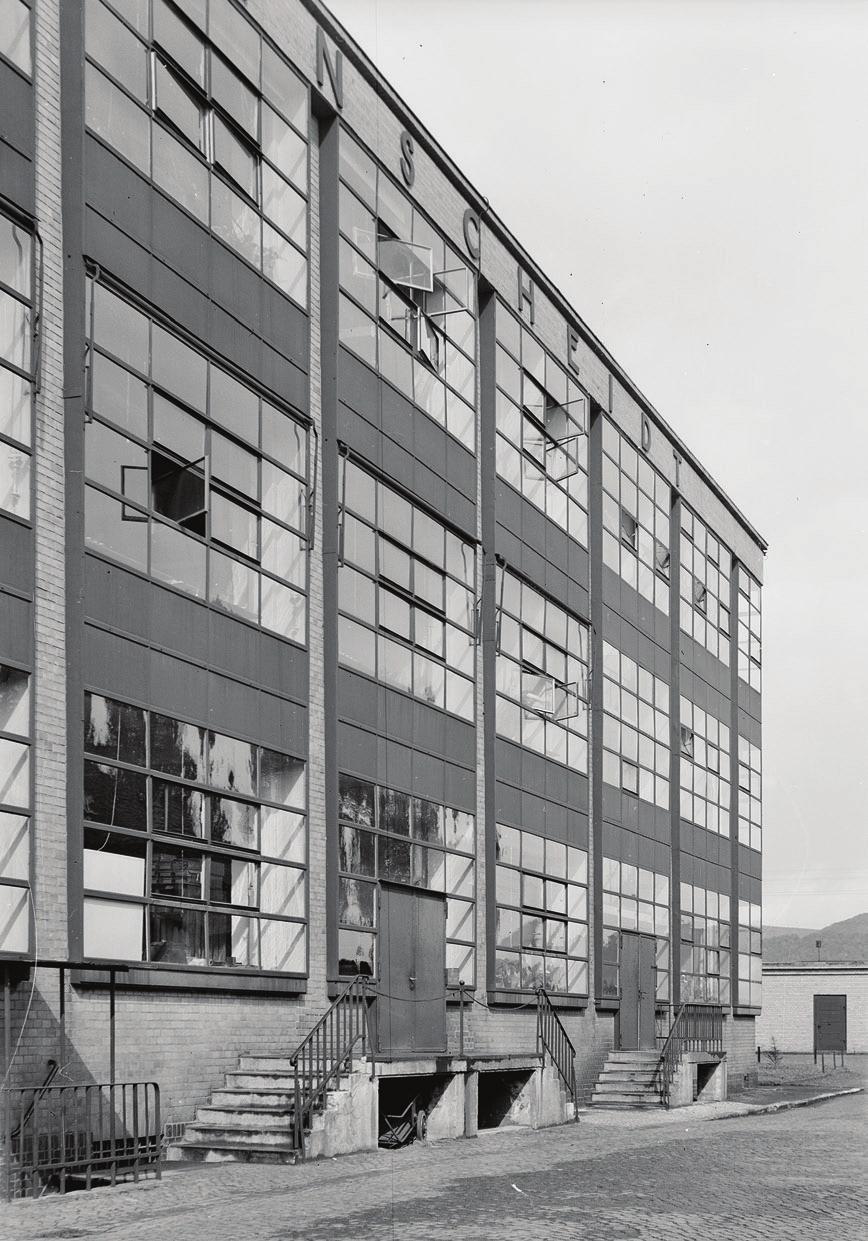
2,1093,865,1241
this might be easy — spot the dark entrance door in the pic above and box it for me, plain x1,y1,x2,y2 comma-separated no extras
620,932,657,1050
814,994,847,1053
377,883,447,1057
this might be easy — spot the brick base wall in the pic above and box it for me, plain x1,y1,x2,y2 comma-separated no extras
724,1013,758,1090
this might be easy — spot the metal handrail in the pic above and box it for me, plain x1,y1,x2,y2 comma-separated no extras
536,987,578,1115
654,1003,724,1107
2,1080,160,1200
290,976,374,1158
10,1059,59,1142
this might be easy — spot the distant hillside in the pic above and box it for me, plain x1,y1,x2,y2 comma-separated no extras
763,912,868,963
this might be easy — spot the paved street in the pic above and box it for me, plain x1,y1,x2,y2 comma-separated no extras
2,1093,865,1241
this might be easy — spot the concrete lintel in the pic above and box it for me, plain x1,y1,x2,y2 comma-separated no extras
375,1057,468,1078
468,1055,541,1074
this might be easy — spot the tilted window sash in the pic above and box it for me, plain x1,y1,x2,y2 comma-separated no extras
377,238,433,292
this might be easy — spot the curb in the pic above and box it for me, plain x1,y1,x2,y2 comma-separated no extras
713,1086,863,1121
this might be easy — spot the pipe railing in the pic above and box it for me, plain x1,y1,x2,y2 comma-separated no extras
2,1080,160,1200
291,976,374,1158
655,1003,724,1107
536,987,578,1114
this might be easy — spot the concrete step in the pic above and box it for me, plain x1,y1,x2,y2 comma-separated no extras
591,1102,665,1111
196,1105,297,1129
606,1052,660,1063
238,1056,298,1072
597,1066,659,1080
227,1071,306,1090
166,1139,299,1165
212,1088,297,1108
184,1122,297,1147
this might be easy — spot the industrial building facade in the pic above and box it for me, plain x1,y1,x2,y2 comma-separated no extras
0,0,765,1127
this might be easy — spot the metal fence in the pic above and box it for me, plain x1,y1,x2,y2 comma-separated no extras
2,1081,161,1200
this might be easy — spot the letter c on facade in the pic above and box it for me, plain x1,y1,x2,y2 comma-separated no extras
463,208,481,262
641,414,651,453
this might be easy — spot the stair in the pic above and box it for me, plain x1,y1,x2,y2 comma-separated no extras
166,1056,356,1164
590,1049,663,1109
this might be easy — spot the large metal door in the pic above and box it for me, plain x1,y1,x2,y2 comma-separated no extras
814,994,847,1053
620,932,657,1050
377,884,447,1057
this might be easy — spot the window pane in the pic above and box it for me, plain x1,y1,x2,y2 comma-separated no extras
85,692,146,765
84,898,143,961
262,224,307,306
208,732,256,798
0,0,31,76
0,214,30,297
152,124,209,224
83,759,146,830
214,118,257,199
0,440,29,518
0,289,30,373
85,64,150,174
212,177,261,267
211,54,258,136
261,44,307,132
260,917,305,973
151,778,205,838
153,0,204,86
92,283,149,372
260,749,305,807
90,352,147,439
262,108,307,191
209,547,259,622
0,811,29,881
86,0,147,100
151,521,206,597
85,485,148,569
149,904,206,964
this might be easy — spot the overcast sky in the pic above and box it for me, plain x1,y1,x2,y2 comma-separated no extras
327,0,868,930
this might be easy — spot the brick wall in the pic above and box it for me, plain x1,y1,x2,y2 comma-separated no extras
724,1014,757,1089
32,0,69,963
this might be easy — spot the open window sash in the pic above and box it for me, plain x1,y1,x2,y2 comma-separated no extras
521,670,555,716
120,464,149,522
521,670,584,721
425,266,475,319
546,435,581,482
151,452,208,531
377,238,434,292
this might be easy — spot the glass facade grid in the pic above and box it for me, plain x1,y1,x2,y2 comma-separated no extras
83,279,308,641
601,642,670,809
84,0,309,306
737,898,762,1007
493,823,589,995
679,697,731,836
679,881,731,1004
0,663,31,955
495,566,590,771
737,735,762,851
737,566,762,691
337,458,476,721
337,774,476,985
82,692,307,972
601,418,671,614
601,856,670,1001
679,506,731,664
493,302,589,547
337,130,477,452
0,209,33,523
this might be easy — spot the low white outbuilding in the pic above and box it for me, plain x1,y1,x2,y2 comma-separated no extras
756,962,868,1055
